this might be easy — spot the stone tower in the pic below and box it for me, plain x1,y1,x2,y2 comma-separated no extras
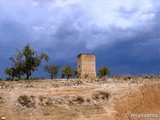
77,54,96,79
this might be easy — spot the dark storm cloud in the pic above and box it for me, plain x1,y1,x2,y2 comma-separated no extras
94,14,159,75
0,0,159,78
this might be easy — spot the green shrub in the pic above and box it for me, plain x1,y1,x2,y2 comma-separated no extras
123,75,134,80
61,66,77,79
5,44,48,80
113,75,135,80
41,77,45,80
98,66,110,78
44,65,60,79
142,74,159,79
33,77,39,80
5,77,12,81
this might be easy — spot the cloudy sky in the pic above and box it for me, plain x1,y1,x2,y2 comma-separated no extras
0,0,159,78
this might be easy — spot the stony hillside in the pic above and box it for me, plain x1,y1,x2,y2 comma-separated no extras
0,77,159,120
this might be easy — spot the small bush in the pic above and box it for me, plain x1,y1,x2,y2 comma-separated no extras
113,75,135,80
93,94,99,100
41,77,45,80
75,80,83,85
43,112,51,116
142,75,159,79
92,91,109,100
86,98,91,102
0,96,5,104
76,96,85,104
45,99,53,106
99,92,110,100
124,76,131,80
33,77,39,80
18,95,35,108
5,77,12,81
39,96,46,102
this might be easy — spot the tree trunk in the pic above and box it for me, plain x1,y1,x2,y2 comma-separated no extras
51,75,53,80
26,71,31,80
11,76,14,80
26,74,29,80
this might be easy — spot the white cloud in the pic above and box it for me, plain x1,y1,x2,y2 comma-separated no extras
49,0,79,9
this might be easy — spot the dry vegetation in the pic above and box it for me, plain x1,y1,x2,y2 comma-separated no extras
0,76,159,120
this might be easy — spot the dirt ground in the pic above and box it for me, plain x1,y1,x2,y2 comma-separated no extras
0,77,159,120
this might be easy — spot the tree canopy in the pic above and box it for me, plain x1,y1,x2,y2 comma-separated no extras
61,65,78,79
98,66,110,78
5,44,49,80
44,65,60,79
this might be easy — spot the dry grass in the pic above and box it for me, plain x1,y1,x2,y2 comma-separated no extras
92,91,110,100
0,77,159,120
17,95,36,108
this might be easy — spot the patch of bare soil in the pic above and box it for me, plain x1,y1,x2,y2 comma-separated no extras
114,82,160,120
0,78,159,120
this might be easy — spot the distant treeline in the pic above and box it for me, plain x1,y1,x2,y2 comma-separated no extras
2,44,110,81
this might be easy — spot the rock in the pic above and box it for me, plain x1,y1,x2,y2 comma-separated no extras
1,116,6,120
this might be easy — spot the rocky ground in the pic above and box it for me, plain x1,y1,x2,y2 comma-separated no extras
0,77,160,120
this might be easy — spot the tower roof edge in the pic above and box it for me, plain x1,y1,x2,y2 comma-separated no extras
77,53,95,57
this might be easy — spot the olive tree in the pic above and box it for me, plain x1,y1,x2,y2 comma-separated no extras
44,65,60,79
5,44,49,80
98,66,110,78
61,65,77,79
5,50,24,80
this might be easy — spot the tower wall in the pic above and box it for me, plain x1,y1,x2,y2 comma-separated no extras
77,54,96,79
